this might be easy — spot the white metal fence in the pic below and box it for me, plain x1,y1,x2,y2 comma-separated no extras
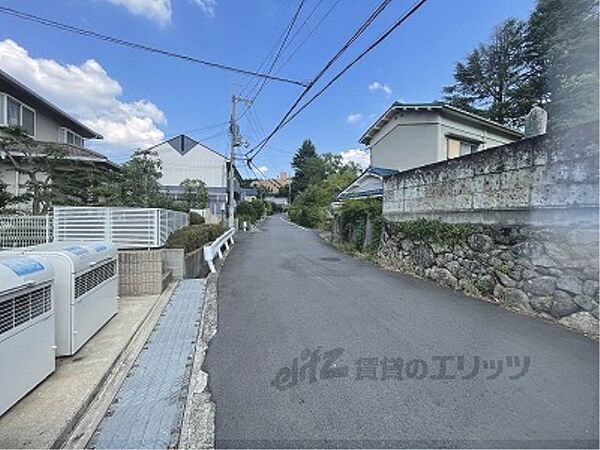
53,206,189,249
0,215,52,249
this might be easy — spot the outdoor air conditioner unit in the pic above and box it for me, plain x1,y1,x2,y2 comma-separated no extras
12,242,118,356
0,254,56,416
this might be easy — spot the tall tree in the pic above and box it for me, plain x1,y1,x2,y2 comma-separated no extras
443,18,536,127
528,0,599,129
179,178,208,210
105,148,171,208
290,139,318,199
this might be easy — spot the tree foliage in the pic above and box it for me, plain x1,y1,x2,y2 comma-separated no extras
288,140,359,228
443,18,535,127
0,180,19,213
444,1,599,129
103,148,171,208
0,126,119,214
290,139,318,199
180,178,208,210
528,0,599,129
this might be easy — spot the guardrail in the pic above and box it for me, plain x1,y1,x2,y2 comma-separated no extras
203,228,235,273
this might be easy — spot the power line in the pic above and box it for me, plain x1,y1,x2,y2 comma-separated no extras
0,6,308,87
238,0,306,120
246,0,394,159
247,0,428,160
269,0,430,137
238,2,296,99
275,0,342,74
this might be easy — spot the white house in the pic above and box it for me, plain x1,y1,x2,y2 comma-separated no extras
337,102,523,201
151,135,241,219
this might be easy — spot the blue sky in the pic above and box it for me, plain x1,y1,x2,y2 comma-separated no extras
0,0,535,178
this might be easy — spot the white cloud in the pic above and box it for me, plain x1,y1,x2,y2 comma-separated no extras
0,39,166,157
104,0,216,24
257,165,269,174
339,149,370,169
368,81,392,96
346,113,363,125
106,0,172,26
189,0,217,18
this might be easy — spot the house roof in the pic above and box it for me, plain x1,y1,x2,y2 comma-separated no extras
337,166,397,201
148,134,228,160
359,102,523,145
0,68,103,139
1,140,120,170
243,188,258,196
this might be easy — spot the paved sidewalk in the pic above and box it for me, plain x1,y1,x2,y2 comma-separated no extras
91,279,206,449
0,293,162,449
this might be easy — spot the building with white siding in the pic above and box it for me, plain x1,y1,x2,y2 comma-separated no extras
336,102,523,203
151,135,241,218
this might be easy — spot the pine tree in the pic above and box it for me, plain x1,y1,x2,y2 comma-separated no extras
443,18,535,127
290,139,319,199
528,0,599,129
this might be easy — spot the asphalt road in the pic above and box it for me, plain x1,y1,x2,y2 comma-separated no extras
205,215,599,449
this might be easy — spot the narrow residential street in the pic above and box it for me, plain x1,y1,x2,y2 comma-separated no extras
205,214,599,449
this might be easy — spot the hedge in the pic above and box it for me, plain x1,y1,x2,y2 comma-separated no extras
166,224,223,253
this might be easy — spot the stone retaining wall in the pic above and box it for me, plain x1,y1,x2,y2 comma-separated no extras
378,122,599,337
378,223,599,336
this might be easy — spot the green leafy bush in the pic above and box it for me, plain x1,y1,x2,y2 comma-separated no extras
394,218,477,245
338,198,383,252
189,211,205,225
236,199,268,224
166,224,223,253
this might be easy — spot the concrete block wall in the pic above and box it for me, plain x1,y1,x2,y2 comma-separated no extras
118,249,168,296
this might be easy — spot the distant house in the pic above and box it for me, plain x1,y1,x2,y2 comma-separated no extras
337,102,522,202
0,69,116,211
242,187,258,201
151,135,241,219
250,172,290,194
336,166,399,201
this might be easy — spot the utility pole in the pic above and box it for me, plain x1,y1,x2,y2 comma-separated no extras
228,94,251,228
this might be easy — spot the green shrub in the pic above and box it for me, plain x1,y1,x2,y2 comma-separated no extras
166,224,223,253
189,211,205,225
394,218,477,245
338,198,383,253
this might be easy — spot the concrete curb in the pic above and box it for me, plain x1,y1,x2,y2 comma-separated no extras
179,247,232,449
61,282,179,449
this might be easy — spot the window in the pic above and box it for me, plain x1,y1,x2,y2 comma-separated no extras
7,97,20,126
446,137,479,159
21,106,35,136
0,93,36,137
60,127,84,148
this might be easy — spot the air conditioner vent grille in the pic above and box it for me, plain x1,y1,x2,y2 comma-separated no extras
0,285,52,336
74,259,117,299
